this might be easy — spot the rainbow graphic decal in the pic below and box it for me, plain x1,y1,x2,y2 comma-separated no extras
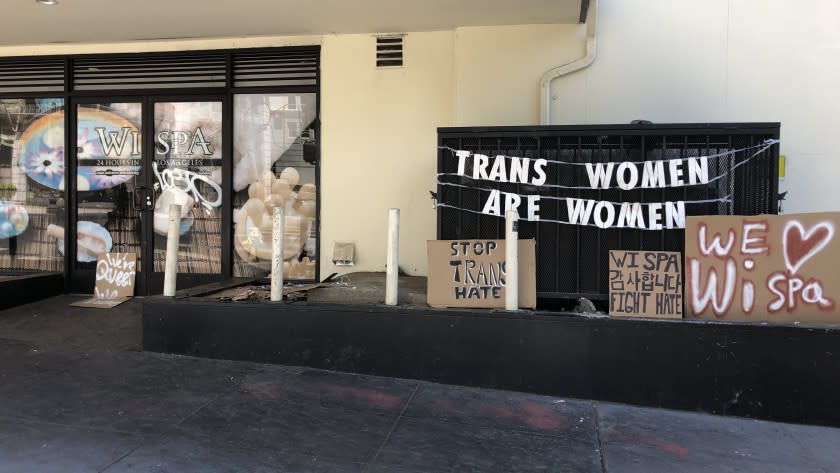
19,108,142,191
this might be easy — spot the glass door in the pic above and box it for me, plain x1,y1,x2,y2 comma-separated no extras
147,99,224,294
71,100,145,294
70,97,225,295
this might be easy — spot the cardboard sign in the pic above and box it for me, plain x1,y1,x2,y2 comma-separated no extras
71,253,137,309
608,250,683,319
427,240,536,309
685,213,840,323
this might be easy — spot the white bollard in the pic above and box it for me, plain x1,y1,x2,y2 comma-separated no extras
163,203,182,297
385,208,400,306
505,210,519,311
271,207,285,302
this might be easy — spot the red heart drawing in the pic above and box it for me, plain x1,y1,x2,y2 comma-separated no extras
783,221,834,275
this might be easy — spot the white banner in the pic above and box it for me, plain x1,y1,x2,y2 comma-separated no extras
437,139,778,230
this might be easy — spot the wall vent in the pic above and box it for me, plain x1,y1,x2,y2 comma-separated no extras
376,36,404,68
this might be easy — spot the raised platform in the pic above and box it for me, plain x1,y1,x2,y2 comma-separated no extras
0,272,63,311
142,296,840,427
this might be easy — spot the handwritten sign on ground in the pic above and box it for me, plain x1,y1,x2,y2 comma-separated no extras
71,253,137,309
427,240,536,309
685,212,840,323
609,250,683,319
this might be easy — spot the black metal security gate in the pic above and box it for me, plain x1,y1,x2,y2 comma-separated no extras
437,123,780,302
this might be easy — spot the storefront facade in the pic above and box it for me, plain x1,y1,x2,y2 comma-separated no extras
0,48,320,294
0,0,836,299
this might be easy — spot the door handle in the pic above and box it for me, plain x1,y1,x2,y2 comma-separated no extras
132,186,154,211
131,188,143,212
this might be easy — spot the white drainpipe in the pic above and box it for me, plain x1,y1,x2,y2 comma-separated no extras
540,0,598,125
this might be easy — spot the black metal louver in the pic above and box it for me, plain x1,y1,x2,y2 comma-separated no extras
73,53,227,90
0,47,320,94
232,49,318,88
376,36,404,67
0,58,65,93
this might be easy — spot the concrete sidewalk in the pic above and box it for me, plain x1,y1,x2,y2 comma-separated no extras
0,295,837,472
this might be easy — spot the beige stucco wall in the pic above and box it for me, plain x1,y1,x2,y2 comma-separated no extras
319,25,585,277
320,32,455,277
549,0,840,215
320,25,578,277
453,23,583,126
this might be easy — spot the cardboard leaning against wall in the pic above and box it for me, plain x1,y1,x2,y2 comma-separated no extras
684,212,839,323
71,253,137,309
427,239,536,309
608,250,683,319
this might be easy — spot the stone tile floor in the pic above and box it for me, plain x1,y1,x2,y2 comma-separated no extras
0,295,837,472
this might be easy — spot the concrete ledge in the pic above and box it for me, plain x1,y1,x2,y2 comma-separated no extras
0,273,63,311
142,297,840,427
306,272,427,306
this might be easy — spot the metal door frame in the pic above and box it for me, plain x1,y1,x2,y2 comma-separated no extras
144,94,229,295
68,94,229,295
68,96,150,294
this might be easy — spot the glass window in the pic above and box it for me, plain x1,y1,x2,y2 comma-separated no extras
153,101,223,278
0,98,66,274
233,94,317,280
74,102,143,271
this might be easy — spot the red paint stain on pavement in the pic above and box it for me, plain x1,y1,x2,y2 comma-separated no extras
657,442,689,457
344,387,403,409
518,402,565,430
608,427,689,458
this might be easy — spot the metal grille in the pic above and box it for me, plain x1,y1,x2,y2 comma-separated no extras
0,58,65,93
73,53,227,90
233,50,318,87
0,47,320,94
437,124,780,301
376,36,404,67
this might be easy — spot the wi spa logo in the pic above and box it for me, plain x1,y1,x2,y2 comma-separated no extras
95,127,214,157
